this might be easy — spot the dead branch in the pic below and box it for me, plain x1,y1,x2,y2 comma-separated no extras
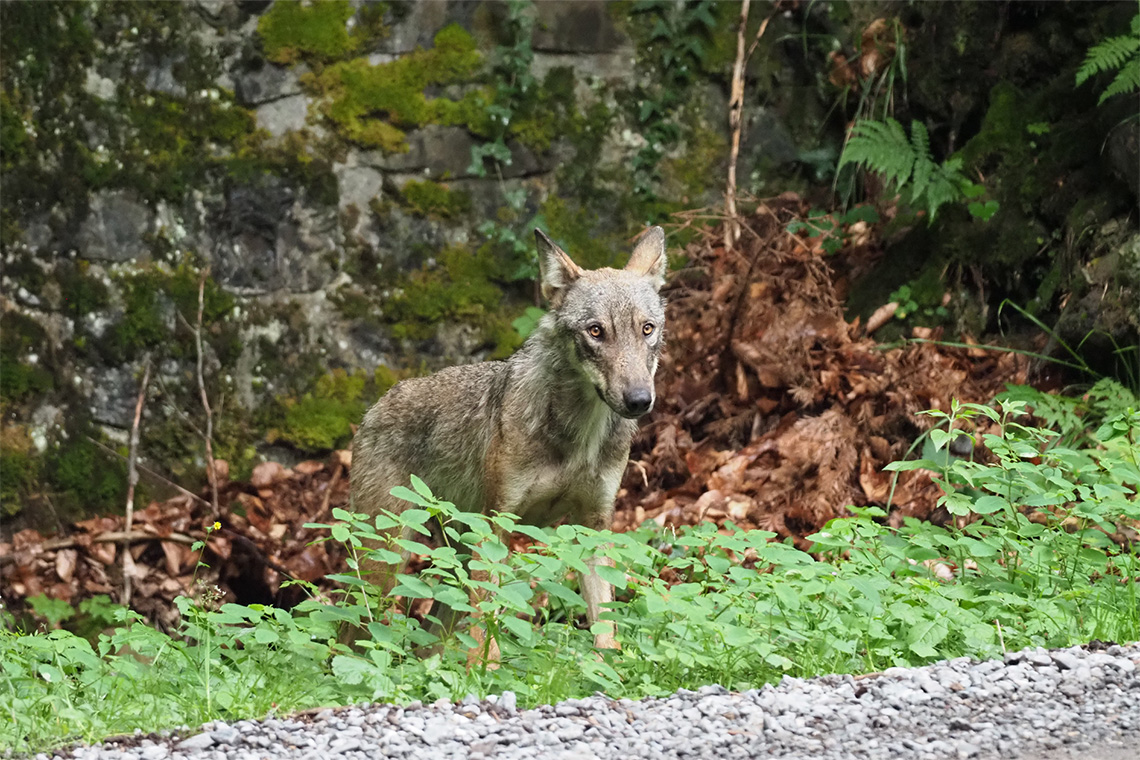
725,0,750,250
85,436,212,509
122,357,152,607
193,269,220,518
0,530,201,568
313,462,344,523
725,5,774,251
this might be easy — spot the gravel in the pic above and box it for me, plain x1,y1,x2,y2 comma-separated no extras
47,643,1140,760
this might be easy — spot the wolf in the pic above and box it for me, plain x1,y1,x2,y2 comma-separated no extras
348,226,667,659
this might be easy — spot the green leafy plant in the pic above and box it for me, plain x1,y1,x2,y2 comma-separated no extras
838,118,996,222
626,0,718,206
1075,12,1140,105
786,205,879,255
4,388,1137,754
887,283,949,321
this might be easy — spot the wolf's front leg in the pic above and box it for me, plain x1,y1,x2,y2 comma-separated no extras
581,552,620,650
580,499,620,651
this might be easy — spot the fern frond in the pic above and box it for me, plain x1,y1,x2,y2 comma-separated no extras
839,118,916,188
923,161,964,223
1076,33,1140,86
1098,53,1140,104
908,121,934,201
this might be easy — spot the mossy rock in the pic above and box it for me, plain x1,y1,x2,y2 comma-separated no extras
269,366,404,452
398,179,472,219
308,24,487,153
0,312,54,403
45,425,128,515
0,424,39,516
258,0,360,65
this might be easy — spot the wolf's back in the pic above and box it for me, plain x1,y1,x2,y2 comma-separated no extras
352,361,510,514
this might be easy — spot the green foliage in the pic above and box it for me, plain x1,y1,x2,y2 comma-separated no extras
0,425,39,515
4,387,1138,752
0,312,54,402
625,0,718,208
511,306,546,340
1075,13,1140,105
311,25,485,153
839,118,994,223
786,205,880,255
398,179,471,220
467,0,536,176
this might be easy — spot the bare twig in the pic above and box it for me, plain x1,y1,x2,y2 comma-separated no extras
0,529,202,567
192,269,220,518
725,5,774,251
725,0,751,250
313,462,344,523
86,436,212,509
122,357,152,607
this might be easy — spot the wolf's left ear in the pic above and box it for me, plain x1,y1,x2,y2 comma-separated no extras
625,226,667,291
535,229,583,306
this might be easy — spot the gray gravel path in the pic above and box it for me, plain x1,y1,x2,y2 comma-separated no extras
51,643,1140,760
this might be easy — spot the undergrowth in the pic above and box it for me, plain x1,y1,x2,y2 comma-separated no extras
2,384,1138,753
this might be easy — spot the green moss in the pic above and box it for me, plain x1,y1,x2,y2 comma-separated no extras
105,264,239,369
507,66,577,152
55,260,111,319
0,313,54,402
383,245,506,340
47,427,127,513
270,367,403,452
959,83,1032,169
538,195,626,271
660,117,727,206
0,425,39,516
258,0,359,65
398,179,472,219
309,24,487,152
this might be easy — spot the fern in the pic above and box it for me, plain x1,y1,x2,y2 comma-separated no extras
1075,13,1140,105
839,117,974,222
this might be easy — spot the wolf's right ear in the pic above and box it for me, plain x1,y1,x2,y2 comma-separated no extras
535,229,582,306
625,226,667,291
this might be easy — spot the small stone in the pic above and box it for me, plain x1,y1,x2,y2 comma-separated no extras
177,733,215,751
1052,652,1081,670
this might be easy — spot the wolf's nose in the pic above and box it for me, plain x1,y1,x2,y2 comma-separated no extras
624,388,653,416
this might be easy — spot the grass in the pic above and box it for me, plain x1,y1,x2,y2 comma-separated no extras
2,383,1138,753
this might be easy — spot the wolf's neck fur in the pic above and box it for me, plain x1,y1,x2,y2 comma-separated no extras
508,320,624,463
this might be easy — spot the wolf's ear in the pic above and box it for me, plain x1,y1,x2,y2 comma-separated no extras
535,229,582,305
625,226,666,291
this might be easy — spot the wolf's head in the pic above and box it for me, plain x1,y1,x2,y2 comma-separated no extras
535,227,667,420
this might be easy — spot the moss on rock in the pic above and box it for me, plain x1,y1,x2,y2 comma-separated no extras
397,179,472,219
258,0,360,65
0,313,54,403
269,366,403,452
308,24,487,153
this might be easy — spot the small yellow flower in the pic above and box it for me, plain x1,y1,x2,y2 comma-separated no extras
212,521,221,531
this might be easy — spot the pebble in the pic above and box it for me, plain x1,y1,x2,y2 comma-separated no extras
53,644,1140,760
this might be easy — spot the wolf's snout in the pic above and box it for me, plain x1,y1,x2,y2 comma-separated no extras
622,387,654,417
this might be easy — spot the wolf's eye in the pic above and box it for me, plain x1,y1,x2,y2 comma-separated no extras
642,322,655,336
587,324,605,339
